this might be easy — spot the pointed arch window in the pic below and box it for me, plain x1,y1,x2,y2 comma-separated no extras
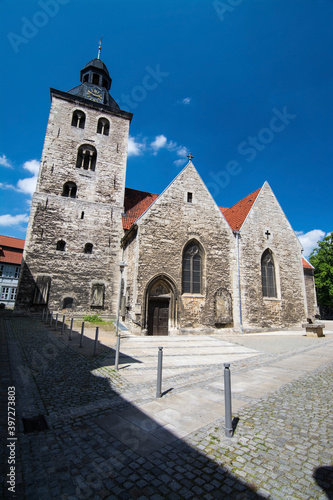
182,242,202,294
261,249,277,298
76,145,97,171
62,182,77,198
71,110,85,129
97,117,110,136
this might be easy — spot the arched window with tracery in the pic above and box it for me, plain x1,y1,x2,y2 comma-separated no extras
71,110,85,129
261,249,277,298
62,181,77,198
97,117,110,136
182,241,202,294
76,144,97,171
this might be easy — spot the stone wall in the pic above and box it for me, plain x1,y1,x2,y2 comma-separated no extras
123,163,235,333
239,183,307,330
16,92,130,313
303,268,317,320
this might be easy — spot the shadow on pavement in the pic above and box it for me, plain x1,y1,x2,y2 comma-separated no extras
313,466,333,500
1,314,267,499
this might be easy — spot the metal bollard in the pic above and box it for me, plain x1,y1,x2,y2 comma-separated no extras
42,309,45,321
93,327,99,356
79,322,84,348
55,313,58,331
49,312,53,327
45,310,49,323
156,347,163,398
61,315,65,335
69,317,73,340
115,335,120,370
224,363,233,438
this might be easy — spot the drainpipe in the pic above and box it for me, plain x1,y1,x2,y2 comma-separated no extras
233,230,243,334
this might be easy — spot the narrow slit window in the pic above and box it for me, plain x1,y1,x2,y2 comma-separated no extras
187,192,193,203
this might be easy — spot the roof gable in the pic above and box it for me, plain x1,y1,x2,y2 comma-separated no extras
221,188,261,231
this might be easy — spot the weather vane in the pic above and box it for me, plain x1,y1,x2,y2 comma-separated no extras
97,36,104,59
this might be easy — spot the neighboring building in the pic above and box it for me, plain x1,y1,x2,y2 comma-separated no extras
16,53,317,333
0,236,24,308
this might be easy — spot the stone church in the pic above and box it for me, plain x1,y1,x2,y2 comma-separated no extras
16,53,317,334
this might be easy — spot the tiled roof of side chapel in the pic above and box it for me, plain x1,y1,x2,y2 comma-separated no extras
122,185,262,232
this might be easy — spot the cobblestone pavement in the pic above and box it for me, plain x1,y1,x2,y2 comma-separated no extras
1,313,333,499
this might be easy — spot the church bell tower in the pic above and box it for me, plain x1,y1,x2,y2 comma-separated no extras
16,49,133,313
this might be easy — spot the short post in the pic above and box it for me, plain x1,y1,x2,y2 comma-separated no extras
69,317,73,340
224,363,233,438
93,327,99,356
42,309,45,321
49,312,53,327
156,347,163,398
79,322,84,348
61,315,65,335
45,310,49,323
55,313,58,331
115,335,121,370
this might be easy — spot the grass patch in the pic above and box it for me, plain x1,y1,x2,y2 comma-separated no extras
74,315,116,333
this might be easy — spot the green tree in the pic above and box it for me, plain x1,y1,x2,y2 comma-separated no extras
309,233,333,307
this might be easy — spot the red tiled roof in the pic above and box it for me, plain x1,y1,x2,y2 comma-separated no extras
0,236,24,265
122,188,159,230
302,257,314,269
0,235,25,250
221,188,261,231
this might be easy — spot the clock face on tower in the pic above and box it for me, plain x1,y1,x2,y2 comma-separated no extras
85,87,104,103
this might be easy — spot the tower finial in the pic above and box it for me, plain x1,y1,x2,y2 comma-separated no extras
187,152,194,161
97,36,104,59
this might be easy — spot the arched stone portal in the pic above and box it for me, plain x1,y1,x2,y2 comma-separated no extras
144,276,178,336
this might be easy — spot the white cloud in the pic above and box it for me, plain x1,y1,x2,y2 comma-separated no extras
178,97,191,105
16,159,40,196
296,229,326,257
23,159,40,176
151,135,168,151
173,159,187,167
0,182,16,191
127,136,145,156
176,146,188,158
0,213,29,227
0,154,12,168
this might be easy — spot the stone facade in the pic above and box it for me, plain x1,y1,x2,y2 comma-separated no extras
16,55,317,333
16,60,132,314
303,267,318,320
122,164,235,334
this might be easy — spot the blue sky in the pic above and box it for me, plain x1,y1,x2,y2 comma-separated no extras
0,0,332,256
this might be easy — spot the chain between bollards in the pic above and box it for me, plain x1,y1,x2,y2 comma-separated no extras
156,346,163,398
224,363,233,438
93,326,99,356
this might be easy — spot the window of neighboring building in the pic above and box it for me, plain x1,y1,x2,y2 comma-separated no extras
84,243,93,254
182,241,202,294
56,240,66,252
76,145,97,171
261,249,277,298
14,266,20,278
71,110,86,129
97,117,110,136
62,182,77,198
0,264,3,277
1,287,10,300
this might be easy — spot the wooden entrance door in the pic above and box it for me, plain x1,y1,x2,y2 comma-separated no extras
148,300,169,335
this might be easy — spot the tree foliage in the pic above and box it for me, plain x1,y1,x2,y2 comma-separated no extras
309,233,333,307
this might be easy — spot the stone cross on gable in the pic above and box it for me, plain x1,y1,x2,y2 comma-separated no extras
265,230,271,239
187,153,194,161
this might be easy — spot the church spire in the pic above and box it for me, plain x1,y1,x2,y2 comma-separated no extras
97,36,104,60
